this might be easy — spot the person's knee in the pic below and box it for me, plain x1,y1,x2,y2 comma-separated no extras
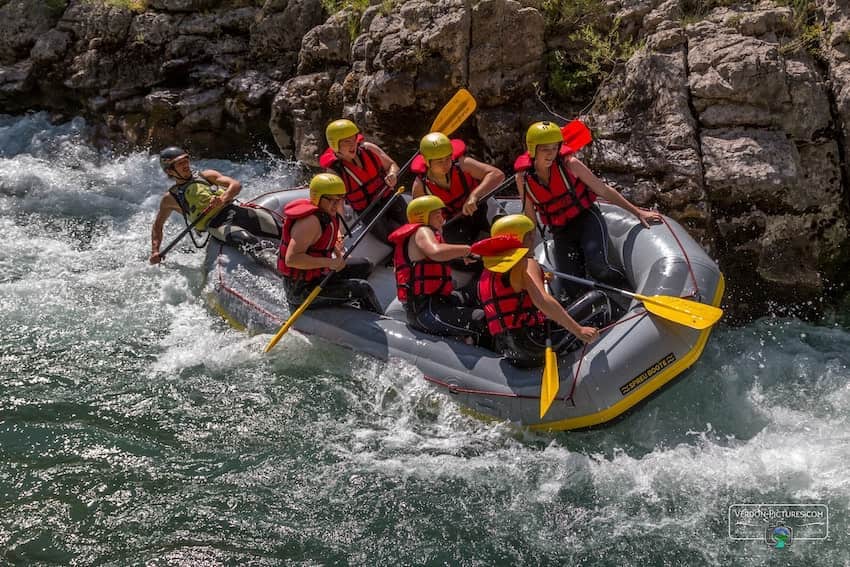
550,279,582,305
283,281,309,307
495,332,544,368
568,290,612,327
344,258,373,280
553,243,581,263
585,259,626,285
469,307,487,333
228,228,259,247
503,348,543,368
352,280,382,313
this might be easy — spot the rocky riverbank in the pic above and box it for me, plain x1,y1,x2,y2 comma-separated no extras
1,0,848,322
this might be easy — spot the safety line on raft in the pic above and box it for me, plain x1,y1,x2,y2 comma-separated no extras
658,215,701,300
214,242,285,324
563,310,649,405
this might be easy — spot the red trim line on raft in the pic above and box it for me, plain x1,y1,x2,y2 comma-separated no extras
213,242,284,324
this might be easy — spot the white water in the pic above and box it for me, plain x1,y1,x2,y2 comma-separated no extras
0,113,847,565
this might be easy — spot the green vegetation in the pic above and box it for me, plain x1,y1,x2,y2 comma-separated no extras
678,0,737,25
679,0,823,59
779,22,825,56
321,0,371,12
668,0,827,61
321,0,397,40
778,0,817,30
777,0,825,58
547,18,642,102
540,0,607,30
85,0,148,12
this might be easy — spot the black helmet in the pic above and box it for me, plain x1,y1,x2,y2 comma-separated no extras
159,146,188,171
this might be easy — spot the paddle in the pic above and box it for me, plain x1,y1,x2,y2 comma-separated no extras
442,120,591,230
398,88,477,176
344,89,477,233
443,176,516,229
540,283,560,419
561,119,592,150
157,204,216,260
480,247,527,273
263,185,407,353
545,268,723,330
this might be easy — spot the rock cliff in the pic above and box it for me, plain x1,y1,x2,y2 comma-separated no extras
1,0,848,322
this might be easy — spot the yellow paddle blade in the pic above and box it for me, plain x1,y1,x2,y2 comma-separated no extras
263,284,323,353
635,293,723,330
540,346,560,419
431,88,477,136
482,248,528,273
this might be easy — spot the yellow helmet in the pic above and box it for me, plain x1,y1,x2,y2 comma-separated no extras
325,119,360,152
526,121,563,157
407,195,446,224
419,132,452,162
490,214,535,239
309,173,346,205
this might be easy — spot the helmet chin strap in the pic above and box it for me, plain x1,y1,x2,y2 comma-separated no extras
167,166,192,182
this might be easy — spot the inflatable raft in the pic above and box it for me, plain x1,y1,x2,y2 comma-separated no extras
203,188,725,431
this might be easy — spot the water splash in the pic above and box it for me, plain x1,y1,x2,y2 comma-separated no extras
1,114,849,565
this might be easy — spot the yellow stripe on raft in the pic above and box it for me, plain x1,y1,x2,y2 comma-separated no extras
530,273,726,431
206,294,248,333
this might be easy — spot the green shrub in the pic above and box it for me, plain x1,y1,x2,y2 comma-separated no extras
678,0,737,24
321,0,371,13
540,0,607,30
321,0,397,40
547,17,642,102
779,22,826,57
85,0,148,12
779,0,817,31
776,0,825,58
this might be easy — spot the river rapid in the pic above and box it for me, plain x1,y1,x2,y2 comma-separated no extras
1,113,848,566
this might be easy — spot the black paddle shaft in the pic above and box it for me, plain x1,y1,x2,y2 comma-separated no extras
314,187,406,289
341,153,418,236
545,267,634,299
443,176,516,229
159,208,212,259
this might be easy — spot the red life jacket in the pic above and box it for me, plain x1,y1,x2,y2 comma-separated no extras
319,136,386,212
278,199,339,282
514,145,596,226
411,139,474,216
478,269,545,335
387,223,454,304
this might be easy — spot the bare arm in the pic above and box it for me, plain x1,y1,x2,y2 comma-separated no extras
515,173,542,248
413,226,470,262
517,172,536,220
363,141,400,188
201,168,242,207
149,193,183,264
459,156,505,215
565,157,662,228
517,258,599,343
411,177,426,198
284,216,345,272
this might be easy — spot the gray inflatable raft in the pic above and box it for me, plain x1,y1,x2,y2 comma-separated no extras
203,188,724,431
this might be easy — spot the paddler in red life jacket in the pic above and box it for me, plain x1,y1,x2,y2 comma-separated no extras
387,196,487,345
150,147,281,266
472,214,609,368
278,173,382,314
319,118,408,244
515,121,663,302
411,132,505,246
